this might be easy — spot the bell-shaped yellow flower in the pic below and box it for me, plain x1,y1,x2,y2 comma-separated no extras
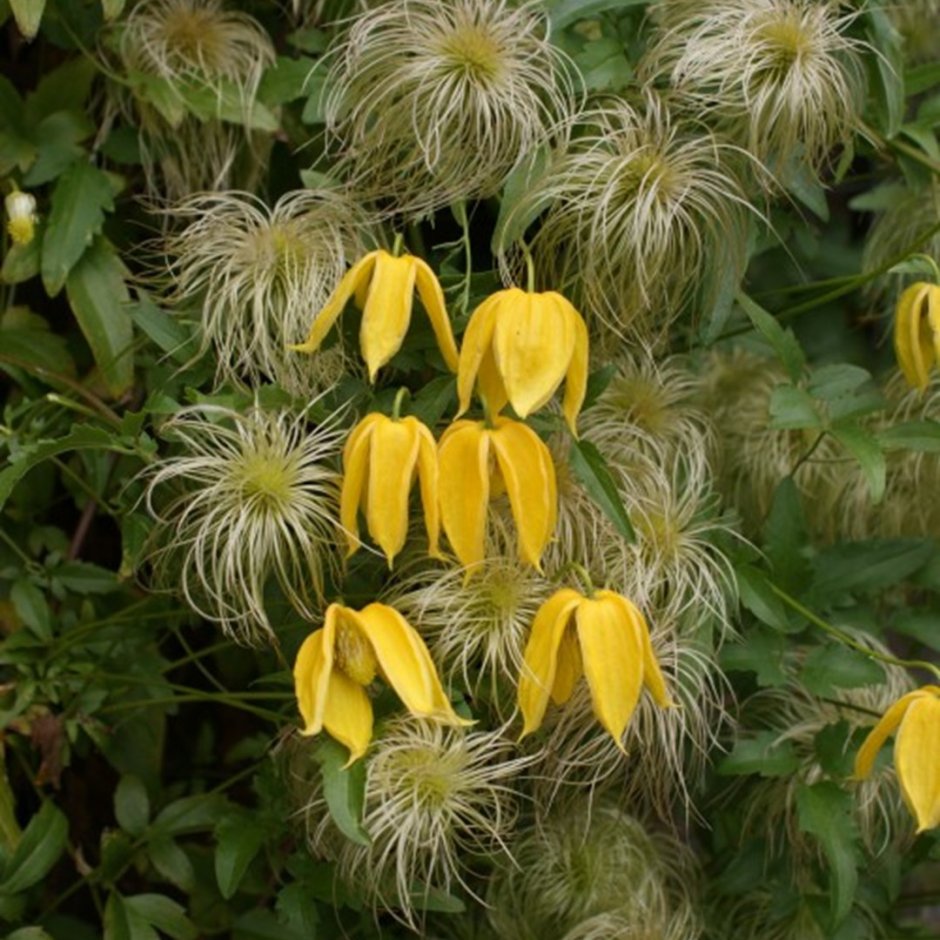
518,588,672,745
438,416,557,571
457,287,589,434
341,411,440,566
894,282,940,392
854,685,940,833
294,601,468,764
290,249,460,381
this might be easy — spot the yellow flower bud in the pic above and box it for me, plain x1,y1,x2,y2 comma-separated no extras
5,190,37,246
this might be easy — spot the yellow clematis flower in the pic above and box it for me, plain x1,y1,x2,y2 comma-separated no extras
518,587,672,746
340,411,440,566
854,685,940,833
457,287,589,434
893,281,940,392
5,189,37,246
294,601,468,764
438,416,557,571
290,249,459,381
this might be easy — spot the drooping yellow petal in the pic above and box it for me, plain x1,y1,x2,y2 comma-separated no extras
457,294,501,416
340,414,383,556
320,668,374,766
518,588,583,738
407,416,442,557
853,689,928,779
366,416,420,566
928,285,940,369
550,624,583,705
439,421,490,569
895,692,940,832
493,289,575,419
576,594,644,748
894,283,934,391
352,603,466,723
414,257,459,373
561,297,590,436
490,418,557,569
293,605,339,735
360,252,419,381
606,592,671,708
477,344,509,417
290,251,377,353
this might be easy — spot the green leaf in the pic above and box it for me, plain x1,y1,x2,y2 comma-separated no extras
214,815,265,900
720,630,790,686
10,581,52,641
796,782,860,926
153,794,228,836
811,539,935,598
783,161,830,221
408,375,456,428
763,477,810,590
877,420,940,453
276,883,321,937
124,894,197,940
801,645,885,697
807,364,872,401
769,385,821,430
42,161,115,296
9,0,45,39
65,237,134,397
0,801,67,893
146,838,195,894
831,425,885,504
736,292,805,381
104,893,159,940
867,9,905,139
6,929,55,940
568,438,635,543
233,910,308,940
258,56,318,107
1,237,40,284
101,0,127,20
735,564,797,632
718,732,800,777
491,147,551,254
0,426,125,512
314,739,369,847
22,110,94,186
25,58,96,124
114,775,150,837
546,0,647,31
53,561,120,594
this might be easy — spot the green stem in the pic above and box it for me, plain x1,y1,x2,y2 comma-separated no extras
392,386,408,420
520,241,536,293
768,582,940,681
912,252,940,284
391,232,405,257
566,561,596,596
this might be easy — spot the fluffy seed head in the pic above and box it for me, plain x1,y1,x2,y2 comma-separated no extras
487,802,701,940
324,0,577,217
144,405,343,644
161,190,371,393
304,719,530,927
517,94,754,338
642,0,866,175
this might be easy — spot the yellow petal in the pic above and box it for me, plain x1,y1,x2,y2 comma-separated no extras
439,421,490,569
928,285,940,370
353,603,466,723
457,294,500,416
895,692,940,832
293,605,339,734
493,290,575,419
290,252,377,353
518,588,583,738
605,591,671,708
576,594,643,747
560,297,590,436
478,344,509,418
360,252,418,381
366,416,420,566
490,418,557,569
550,624,583,705
414,257,459,373
406,416,441,557
894,282,934,392
340,414,382,556
321,668,374,766
853,689,928,779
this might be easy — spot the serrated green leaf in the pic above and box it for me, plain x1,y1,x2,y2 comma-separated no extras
808,364,871,401
104,893,158,940
54,561,120,594
0,801,67,893
215,815,265,900
10,581,52,641
877,419,940,453
769,385,821,429
65,237,134,397
408,375,456,428
763,477,810,590
42,162,114,296
718,732,800,777
720,630,790,686
22,111,93,186
736,564,798,632
114,775,150,837
314,739,369,847
796,782,859,926
568,438,635,543
153,794,228,835
147,837,194,893
258,56,318,107
801,645,885,697
124,894,197,940
831,425,885,503
736,292,806,381
25,58,96,124
811,539,935,598
491,147,551,254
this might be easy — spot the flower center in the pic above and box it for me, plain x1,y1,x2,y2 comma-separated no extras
437,25,505,83
162,9,227,74
234,453,296,512
334,619,378,686
388,746,467,810
755,14,813,71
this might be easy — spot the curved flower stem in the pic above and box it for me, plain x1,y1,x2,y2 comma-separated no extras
911,252,940,284
519,240,536,293
768,582,940,681
391,232,405,257
563,561,596,597
392,386,409,420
